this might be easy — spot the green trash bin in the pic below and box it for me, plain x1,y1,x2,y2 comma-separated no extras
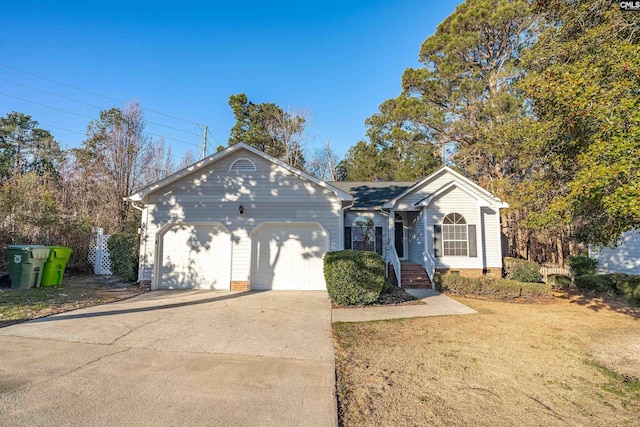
7,245,51,290
41,246,73,286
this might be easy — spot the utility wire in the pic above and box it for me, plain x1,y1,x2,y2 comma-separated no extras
40,123,86,136
1,77,202,137
0,63,203,126
0,92,201,148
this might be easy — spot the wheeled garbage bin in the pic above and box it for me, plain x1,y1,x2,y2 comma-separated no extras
7,245,51,289
41,246,73,286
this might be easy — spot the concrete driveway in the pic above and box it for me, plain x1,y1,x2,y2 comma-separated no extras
0,290,337,426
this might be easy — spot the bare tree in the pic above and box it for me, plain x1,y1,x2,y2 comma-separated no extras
143,137,175,185
78,101,153,232
263,107,308,169
307,138,340,181
176,150,196,170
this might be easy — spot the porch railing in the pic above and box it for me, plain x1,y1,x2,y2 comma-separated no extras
387,243,402,287
423,250,435,286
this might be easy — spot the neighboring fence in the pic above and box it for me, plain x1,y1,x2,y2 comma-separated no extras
540,266,570,282
88,228,112,275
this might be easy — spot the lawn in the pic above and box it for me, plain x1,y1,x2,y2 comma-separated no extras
333,295,640,426
0,277,143,327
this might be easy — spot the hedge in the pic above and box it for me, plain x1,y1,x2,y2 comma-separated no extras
106,233,139,282
440,274,552,299
503,257,541,283
547,274,572,289
575,273,640,306
324,250,386,306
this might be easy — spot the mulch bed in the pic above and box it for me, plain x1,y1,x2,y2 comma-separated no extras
332,286,424,308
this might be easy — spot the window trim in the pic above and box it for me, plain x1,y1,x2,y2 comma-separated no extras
441,213,468,257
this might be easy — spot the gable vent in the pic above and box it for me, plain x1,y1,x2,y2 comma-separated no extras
229,157,257,172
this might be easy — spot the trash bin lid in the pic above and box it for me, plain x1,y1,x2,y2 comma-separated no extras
7,245,50,250
7,245,51,258
49,246,73,258
31,248,51,258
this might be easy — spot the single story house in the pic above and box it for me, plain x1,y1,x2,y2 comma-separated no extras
589,231,640,275
127,142,509,291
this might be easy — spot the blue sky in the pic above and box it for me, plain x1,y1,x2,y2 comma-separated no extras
1,1,461,160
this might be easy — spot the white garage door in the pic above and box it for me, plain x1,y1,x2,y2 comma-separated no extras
252,223,328,290
158,223,230,289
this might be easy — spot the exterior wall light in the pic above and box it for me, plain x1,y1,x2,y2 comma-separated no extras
238,205,244,215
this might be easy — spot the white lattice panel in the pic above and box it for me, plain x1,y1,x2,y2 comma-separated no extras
88,229,112,275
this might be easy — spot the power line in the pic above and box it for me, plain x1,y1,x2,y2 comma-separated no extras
0,63,203,126
0,92,201,148
1,92,95,120
1,77,202,137
40,123,86,136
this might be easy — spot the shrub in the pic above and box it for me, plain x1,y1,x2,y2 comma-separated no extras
567,255,598,277
440,274,551,299
503,257,541,282
324,250,386,306
547,274,572,289
574,274,614,294
106,233,139,282
606,274,640,306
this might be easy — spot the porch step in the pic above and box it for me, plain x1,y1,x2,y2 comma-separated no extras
393,264,433,289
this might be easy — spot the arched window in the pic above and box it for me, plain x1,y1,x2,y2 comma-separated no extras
352,216,375,252
442,213,467,256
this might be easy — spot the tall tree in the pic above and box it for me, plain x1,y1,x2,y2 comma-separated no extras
0,112,61,180
401,0,535,182
228,93,306,169
339,141,389,181
518,0,640,247
347,0,534,184
77,102,152,232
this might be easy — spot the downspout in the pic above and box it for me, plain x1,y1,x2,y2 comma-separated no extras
125,197,147,285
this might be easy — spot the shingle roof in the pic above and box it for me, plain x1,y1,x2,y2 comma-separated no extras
329,181,416,209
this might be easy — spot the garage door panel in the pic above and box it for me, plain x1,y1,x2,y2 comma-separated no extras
159,224,230,290
252,224,328,290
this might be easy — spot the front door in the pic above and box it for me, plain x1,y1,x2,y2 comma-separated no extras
394,221,405,259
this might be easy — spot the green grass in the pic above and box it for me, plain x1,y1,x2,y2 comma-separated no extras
589,361,640,402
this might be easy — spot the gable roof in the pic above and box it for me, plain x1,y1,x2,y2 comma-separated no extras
382,166,508,209
127,142,353,202
413,181,491,207
330,181,415,209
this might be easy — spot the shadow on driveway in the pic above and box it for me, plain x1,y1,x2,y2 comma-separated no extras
29,290,264,323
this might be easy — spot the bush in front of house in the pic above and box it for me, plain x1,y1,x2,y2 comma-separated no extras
324,250,386,306
503,257,541,283
107,233,139,282
575,273,640,306
547,274,572,289
574,274,614,294
440,274,552,299
567,255,598,277
608,274,640,306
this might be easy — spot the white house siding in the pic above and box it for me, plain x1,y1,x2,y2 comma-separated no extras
590,231,640,275
407,211,424,264
481,207,503,268
426,186,484,270
344,210,388,257
395,169,495,211
138,149,342,287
